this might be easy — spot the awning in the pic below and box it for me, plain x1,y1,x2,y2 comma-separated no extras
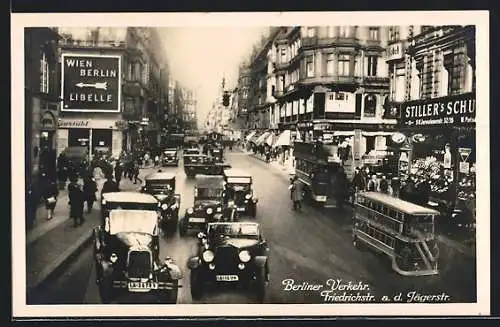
362,132,394,137
245,131,257,141
254,132,271,145
264,133,276,146
333,131,355,136
273,130,291,147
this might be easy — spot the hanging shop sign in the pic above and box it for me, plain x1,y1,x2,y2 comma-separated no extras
40,111,57,130
459,162,470,174
386,42,405,61
399,92,475,127
391,132,406,144
61,53,121,112
458,147,472,162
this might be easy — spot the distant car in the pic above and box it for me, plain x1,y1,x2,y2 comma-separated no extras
209,146,224,163
183,147,201,156
187,222,270,303
94,192,182,304
142,172,181,233
183,154,231,178
224,168,259,217
179,175,238,236
162,148,179,166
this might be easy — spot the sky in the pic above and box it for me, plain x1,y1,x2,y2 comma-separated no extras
160,27,269,123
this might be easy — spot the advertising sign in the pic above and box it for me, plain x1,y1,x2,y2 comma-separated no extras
400,92,475,127
386,42,404,61
61,53,122,112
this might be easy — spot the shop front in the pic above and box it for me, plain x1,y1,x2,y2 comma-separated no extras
39,110,58,180
56,117,125,159
394,92,476,233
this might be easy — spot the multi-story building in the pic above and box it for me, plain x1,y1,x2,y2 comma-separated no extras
55,27,169,158
387,25,476,210
182,88,197,131
25,27,61,186
270,26,395,159
236,64,252,130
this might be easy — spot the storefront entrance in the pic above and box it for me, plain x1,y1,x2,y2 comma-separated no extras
68,128,113,155
68,128,90,147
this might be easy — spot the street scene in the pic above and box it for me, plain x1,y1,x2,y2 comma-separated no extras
23,24,477,305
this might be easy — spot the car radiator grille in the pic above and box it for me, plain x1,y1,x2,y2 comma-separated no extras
215,246,238,272
128,251,152,279
234,192,246,205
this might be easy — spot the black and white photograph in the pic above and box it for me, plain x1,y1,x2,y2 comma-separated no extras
11,11,489,317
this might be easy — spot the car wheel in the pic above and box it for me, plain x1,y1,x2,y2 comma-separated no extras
190,269,204,301
164,280,178,304
255,266,267,303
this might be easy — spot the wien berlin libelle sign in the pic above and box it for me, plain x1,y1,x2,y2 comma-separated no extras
61,54,121,112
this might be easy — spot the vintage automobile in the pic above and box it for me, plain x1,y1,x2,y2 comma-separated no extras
184,154,231,178
179,175,238,236
209,146,224,163
162,148,179,166
223,168,259,217
94,194,182,304
142,172,181,233
187,222,270,303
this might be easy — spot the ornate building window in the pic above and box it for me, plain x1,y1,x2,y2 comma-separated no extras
338,54,350,76
367,55,378,76
364,94,377,117
369,27,380,41
445,48,465,95
326,53,335,76
306,56,315,77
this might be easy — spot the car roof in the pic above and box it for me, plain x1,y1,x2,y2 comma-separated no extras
102,192,158,204
164,148,177,151
195,174,225,187
208,221,260,228
224,168,251,178
144,172,176,180
358,192,441,215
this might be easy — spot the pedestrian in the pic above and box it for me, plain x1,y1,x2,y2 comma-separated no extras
367,175,378,192
133,162,140,184
40,173,59,220
101,175,120,196
290,175,304,212
83,175,98,213
352,167,366,193
143,152,150,168
114,162,123,187
154,154,160,167
68,177,85,227
378,175,390,194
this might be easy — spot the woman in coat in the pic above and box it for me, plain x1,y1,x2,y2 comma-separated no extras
290,176,304,212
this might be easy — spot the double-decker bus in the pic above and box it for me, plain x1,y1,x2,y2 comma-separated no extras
293,141,345,207
352,191,441,276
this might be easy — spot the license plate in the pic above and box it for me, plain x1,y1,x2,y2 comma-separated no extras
316,196,327,202
128,282,158,292
189,217,205,223
216,275,239,281
237,207,245,212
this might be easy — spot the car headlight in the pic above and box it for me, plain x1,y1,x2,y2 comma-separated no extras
110,253,118,263
245,194,252,199
202,250,214,262
206,208,213,214
216,207,222,212
187,207,194,215
101,199,106,205
238,250,251,263
161,204,168,210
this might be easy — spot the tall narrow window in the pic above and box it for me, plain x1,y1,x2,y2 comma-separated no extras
394,66,405,102
40,52,49,94
354,56,361,76
369,27,380,41
446,50,465,95
326,53,335,76
327,26,335,37
280,48,287,64
338,54,350,76
367,56,378,76
389,26,400,41
338,26,348,37
306,56,315,77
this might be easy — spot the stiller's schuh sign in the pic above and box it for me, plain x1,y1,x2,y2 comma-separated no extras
399,92,475,127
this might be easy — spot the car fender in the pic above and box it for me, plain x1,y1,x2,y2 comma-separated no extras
99,260,114,278
254,256,268,268
187,256,201,270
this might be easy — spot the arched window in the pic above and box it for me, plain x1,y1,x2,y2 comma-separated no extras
364,94,377,117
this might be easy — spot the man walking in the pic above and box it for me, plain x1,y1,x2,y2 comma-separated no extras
114,162,123,188
83,175,98,213
68,177,85,227
290,176,304,212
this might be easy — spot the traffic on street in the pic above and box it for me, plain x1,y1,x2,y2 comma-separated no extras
27,144,476,304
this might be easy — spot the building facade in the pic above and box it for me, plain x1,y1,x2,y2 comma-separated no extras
388,25,476,213
271,26,395,158
25,28,61,185
236,65,252,130
56,27,169,158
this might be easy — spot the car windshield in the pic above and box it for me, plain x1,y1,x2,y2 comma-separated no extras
105,202,159,211
108,210,158,235
208,223,259,239
196,187,223,199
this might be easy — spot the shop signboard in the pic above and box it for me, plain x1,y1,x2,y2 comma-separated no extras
386,42,405,61
458,147,472,162
459,161,470,174
399,93,475,127
61,53,122,112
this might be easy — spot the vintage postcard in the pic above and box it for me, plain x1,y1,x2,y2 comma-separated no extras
11,11,489,317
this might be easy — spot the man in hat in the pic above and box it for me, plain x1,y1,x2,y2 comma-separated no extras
68,176,85,227
290,175,304,212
